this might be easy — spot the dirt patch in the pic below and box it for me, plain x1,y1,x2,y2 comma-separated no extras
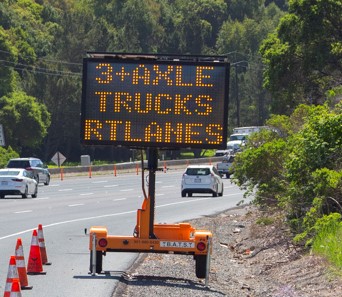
113,205,342,297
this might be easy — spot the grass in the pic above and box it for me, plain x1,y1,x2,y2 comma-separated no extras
312,222,342,270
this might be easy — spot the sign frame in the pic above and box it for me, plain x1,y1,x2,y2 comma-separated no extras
80,53,229,149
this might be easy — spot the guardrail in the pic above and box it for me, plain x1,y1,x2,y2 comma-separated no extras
48,156,223,177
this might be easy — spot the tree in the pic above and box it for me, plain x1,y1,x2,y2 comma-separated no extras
0,91,51,154
260,0,342,112
0,27,16,97
216,3,284,128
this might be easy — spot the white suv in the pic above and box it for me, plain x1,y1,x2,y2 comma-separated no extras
6,157,50,185
181,165,224,197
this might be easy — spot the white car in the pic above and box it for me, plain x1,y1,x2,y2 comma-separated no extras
181,165,224,197
0,168,38,198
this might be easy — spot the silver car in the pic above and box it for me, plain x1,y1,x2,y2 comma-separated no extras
0,168,38,198
181,165,224,197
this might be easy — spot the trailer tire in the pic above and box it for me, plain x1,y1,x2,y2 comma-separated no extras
195,255,207,278
89,250,103,274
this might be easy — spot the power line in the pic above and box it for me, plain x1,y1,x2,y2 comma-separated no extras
0,60,81,77
0,49,82,66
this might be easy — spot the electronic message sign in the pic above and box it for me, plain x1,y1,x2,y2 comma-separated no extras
80,53,229,149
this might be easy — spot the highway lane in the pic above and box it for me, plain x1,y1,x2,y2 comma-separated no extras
0,168,248,296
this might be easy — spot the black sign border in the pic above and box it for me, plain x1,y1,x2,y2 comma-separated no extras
80,55,229,149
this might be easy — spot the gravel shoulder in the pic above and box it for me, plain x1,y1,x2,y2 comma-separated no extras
113,205,342,297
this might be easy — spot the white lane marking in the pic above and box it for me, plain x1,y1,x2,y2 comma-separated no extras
161,185,175,188
49,184,60,187
68,203,84,207
0,198,213,240
92,180,108,184
104,185,119,188
59,189,73,192
120,189,133,192
113,198,126,201
80,193,94,196
35,197,49,200
14,210,32,214
156,194,165,196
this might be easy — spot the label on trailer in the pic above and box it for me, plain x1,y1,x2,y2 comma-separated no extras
160,241,195,248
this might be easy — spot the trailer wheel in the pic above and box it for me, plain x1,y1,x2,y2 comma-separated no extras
195,255,207,278
89,250,103,274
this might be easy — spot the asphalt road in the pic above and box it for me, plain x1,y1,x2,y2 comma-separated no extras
0,168,248,297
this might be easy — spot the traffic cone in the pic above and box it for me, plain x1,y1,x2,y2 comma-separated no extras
27,229,46,275
9,279,21,297
14,238,32,290
38,224,51,265
3,256,19,297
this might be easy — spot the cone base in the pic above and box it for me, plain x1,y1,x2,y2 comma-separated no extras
43,262,52,265
21,285,33,290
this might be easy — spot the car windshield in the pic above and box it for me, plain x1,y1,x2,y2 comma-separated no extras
185,168,210,176
230,135,246,141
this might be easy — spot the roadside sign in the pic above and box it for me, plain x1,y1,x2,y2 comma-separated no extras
0,124,5,146
80,53,230,149
51,151,66,167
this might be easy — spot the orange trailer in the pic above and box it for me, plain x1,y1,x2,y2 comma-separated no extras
89,148,212,279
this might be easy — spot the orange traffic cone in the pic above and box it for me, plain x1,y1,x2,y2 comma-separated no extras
3,256,19,297
38,224,51,265
27,229,46,275
14,238,32,290
9,279,21,297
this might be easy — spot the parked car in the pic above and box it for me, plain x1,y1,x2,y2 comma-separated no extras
181,165,224,197
0,168,38,198
6,157,50,185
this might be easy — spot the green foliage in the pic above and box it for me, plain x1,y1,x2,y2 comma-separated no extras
0,146,19,168
0,27,17,97
260,0,342,108
310,213,342,269
256,216,274,225
233,137,287,205
0,91,51,152
234,103,342,247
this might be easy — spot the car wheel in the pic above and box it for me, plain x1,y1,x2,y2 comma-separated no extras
0,194,4,198
188,192,192,197
44,176,50,186
181,191,186,197
22,186,28,198
32,185,38,198
226,173,230,179
219,186,223,197
212,186,218,197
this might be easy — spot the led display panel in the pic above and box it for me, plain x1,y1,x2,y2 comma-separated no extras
80,54,229,149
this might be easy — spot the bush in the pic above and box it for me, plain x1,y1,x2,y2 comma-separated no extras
0,146,19,168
